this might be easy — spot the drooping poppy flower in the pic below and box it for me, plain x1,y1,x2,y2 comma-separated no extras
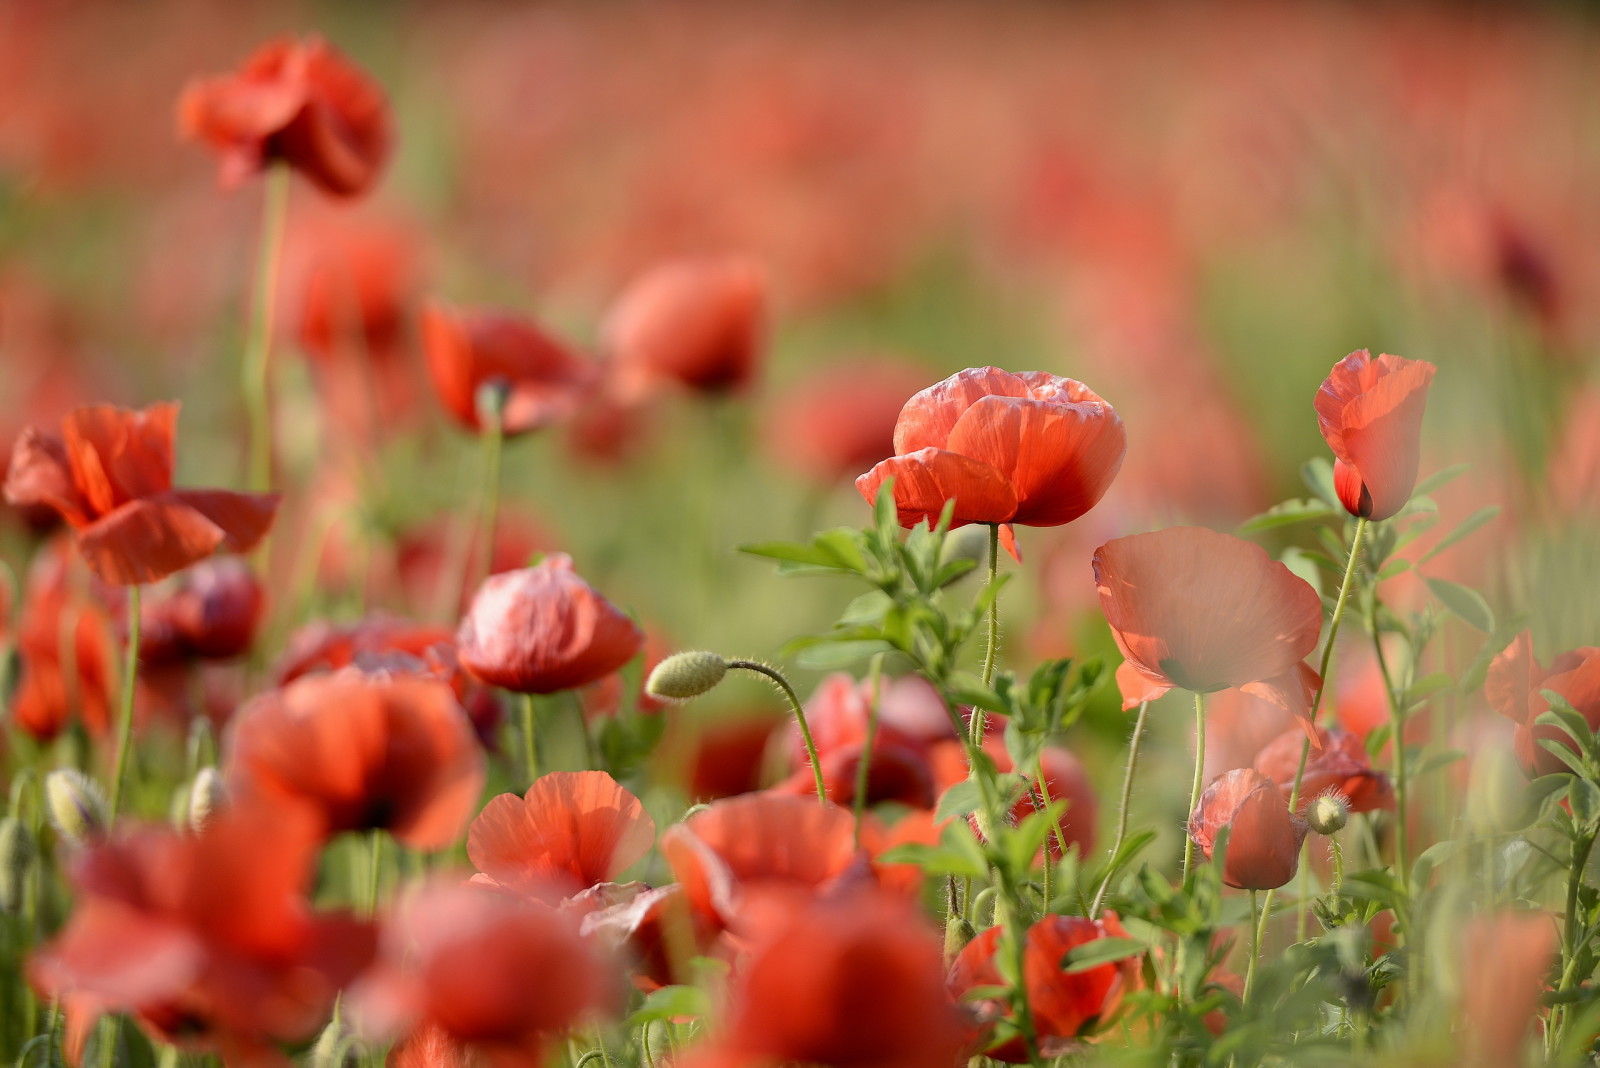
1093,526,1324,727
692,889,968,1068
1187,768,1309,891
178,36,392,198
224,672,486,850
1486,630,1600,776
4,403,280,586
856,367,1126,554
1458,910,1558,1068
949,913,1138,1060
1314,350,1437,522
421,302,597,437
135,558,264,664
468,771,655,903
1254,725,1394,814
30,805,375,1062
764,357,934,484
605,255,767,396
350,881,610,1068
457,554,644,695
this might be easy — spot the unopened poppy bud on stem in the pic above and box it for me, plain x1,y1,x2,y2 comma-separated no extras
45,769,108,845
0,816,36,913
188,767,228,832
1308,793,1350,836
646,651,729,700
474,375,512,426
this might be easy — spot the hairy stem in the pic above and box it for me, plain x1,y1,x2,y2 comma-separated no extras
1090,700,1150,918
730,661,825,803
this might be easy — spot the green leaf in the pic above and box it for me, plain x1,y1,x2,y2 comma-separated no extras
1412,463,1471,498
1570,779,1600,827
878,841,987,879
1417,506,1500,565
936,779,986,821
738,540,842,566
1301,457,1340,508
793,639,895,670
1061,937,1146,973
627,984,711,1025
1236,498,1339,535
1423,576,1494,633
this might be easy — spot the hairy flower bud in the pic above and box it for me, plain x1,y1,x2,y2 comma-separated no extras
188,767,228,833
0,817,36,913
46,769,108,845
646,651,729,701
1308,793,1350,836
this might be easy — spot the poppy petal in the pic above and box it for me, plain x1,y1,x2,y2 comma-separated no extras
1314,352,1435,521
891,367,1028,455
76,499,227,586
1114,659,1170,711
164,489,281,554
1486,630,1541,726
63,403,178,515
4,428,90,527
854,448,1017,528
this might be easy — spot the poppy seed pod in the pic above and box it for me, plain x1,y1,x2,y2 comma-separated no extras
646,651,729,700
45,769,108,846
1188,768,1309,890
1314,350,1437,522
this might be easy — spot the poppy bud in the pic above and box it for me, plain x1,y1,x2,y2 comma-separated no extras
310,1013,348,1068
45,769,108,845
0,816,36,913
1308,793,1349,836
646,651,728,701
474,375,512,426
188,767,227,832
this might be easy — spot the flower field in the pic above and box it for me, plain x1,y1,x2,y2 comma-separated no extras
2,2,1599,1067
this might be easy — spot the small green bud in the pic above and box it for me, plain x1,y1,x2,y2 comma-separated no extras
475,375,512,426
1308,792,1350,836
943,916,978,963
46,769,108,846
188,767,227,833
0,816,36,913
646,651,729,701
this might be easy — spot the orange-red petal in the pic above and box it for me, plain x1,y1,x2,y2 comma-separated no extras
854,448,1017,528
1314,351,1436,521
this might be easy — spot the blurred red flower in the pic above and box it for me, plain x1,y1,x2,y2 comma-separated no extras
136,558,264,664
1093,526,1323,726
1187,768,1308,890
457,554,644,695
1253,725,1394,814
225,672,486,850
1314,350,1437,522
178,36,391,197
11,539,116,741
1459,910,1558,1067
764,357,933,484
30,805,375,1062
421,302,597,437
468,770,655,902
1486,630,1600,777
4,403,280,586
856,367,1125,552
605,255,767,396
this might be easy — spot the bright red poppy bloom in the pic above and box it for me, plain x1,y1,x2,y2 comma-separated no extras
421,302,597,437
1314,350,1437,522
4,403,280,586
1486,630,1600,776
468,771,655,903
178,36,391,197
1187,768,1309,891
1254,725,1394,814
224,672,486,850
765,357,934,483
136,558,264,664
457,554,644,695
949,913,1138,1060
1093,526,1323,728
30,806,375,1061
605,255,767,396
855,367,1125,552
351,881,609,1068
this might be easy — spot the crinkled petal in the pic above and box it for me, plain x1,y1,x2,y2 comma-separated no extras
854,448,1017,528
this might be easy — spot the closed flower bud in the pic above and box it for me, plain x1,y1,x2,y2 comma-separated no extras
1308,793,1350,836
45,769,108,845
474,375,512,425
188,767,227,833
646,651,728,700
0,816,36,913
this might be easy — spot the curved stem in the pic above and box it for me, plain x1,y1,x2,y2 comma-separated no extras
1090,700,1150,919
107,586,142,825
730,661,825,803
521,693,539,784
1182,690,1206,890
970,524,1002,747
243,165,291,493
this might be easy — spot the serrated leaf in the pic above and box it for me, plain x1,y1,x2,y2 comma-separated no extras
1236,498,1339,535
1061,937,1146,973
1417,506,1500,565
1423,576,1494,633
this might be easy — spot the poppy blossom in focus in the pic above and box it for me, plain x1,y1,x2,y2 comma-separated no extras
856,367,1125,555
457,554,644,695
764,357,934,483
421,302,597,437
468,770,655,902
1486,630,1600,776
1254,725,1394,814
178,36,391,198
1314,350,1437,522
1093,526,1323,728
224,672,485,850
1188,768,1309,890
949,913,1138,1060
4,403,280,586
605,255,767,396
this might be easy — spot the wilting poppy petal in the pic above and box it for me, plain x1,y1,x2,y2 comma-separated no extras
855,448,1017,528
1314,350,1436,521
1188,768,1308,890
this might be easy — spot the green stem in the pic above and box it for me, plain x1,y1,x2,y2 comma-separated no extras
1182,690,1206,890
455,409,505,611
522,694,539,784
365,831,385,917
854,655,885,845
729,661,825,803
1242,888,1263,1007
1033,757,1067,911
970,523,1001,747
243,165,291,494
1090,700,1150,919
1369,595,1407,879
107,586,142,824
1551,830,1596,1050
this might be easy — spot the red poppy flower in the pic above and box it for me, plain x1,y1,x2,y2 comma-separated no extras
136,558,264,664
421,302,597,437
351,882,609,1067
468,771,655,902
11,540,116,741
1486,630,1600,776
856,367,1125,550
30,805,375,1061
1254,725,1394,814
1093,526,1323,728
457,554,644,695
224,672,486,850
932,733,1098,862
764,357,934,483
4,403,280,586
657,710,787,802
1314,350,1437,522
949,913,1138,1060
605,255,767,396
178,36,391,198
1460,910,1558,1067
1187,768,1309,890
